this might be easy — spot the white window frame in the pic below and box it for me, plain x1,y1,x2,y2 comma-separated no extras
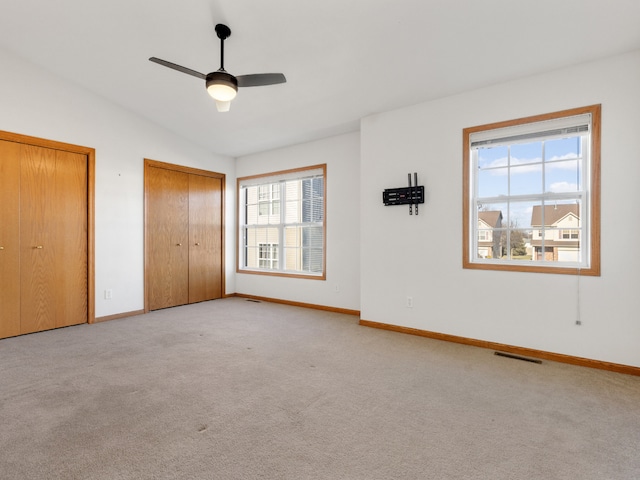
463,105,601,276
258,184,280,216
258,243,279,269
237,164,326,279
561,229,580,240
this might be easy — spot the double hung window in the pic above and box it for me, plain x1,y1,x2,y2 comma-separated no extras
238,164,326,278
463,105,600,275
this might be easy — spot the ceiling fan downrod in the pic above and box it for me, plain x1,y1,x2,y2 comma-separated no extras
215,24,231,72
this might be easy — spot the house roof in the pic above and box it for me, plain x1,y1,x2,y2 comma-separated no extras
478,210,502,228
530,205,579,227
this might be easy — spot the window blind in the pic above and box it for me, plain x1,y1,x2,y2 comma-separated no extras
470,113,591,148
239,166,324,188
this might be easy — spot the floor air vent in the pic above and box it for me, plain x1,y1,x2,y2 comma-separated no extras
246,299,262,303
494,351,542,364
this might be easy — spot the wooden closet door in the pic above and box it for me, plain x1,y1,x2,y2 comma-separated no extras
51,149,88,328
147,167,190,310
188,174,223,303
20,145,87,334
0,140,21,338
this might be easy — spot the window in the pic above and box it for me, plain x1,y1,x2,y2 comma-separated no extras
561,229,579,240
463,105,600,275
258,243,279,269
238,164,326,279
258,184,280,216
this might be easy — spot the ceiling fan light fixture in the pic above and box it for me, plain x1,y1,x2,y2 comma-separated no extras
150,23,286,113
206,71,238,102
215,100,231,112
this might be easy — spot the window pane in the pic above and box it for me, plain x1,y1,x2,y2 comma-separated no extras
511,141,542,165
530,200,581,263
478,167,508,198
477,205,505,260
510,164,542,195
465,106,599,274
545,159,581,193
508,229,532,260
284,226,301,271
508,200,536,230
478,146,508,169
545,137,580,162
305,248,324,273
285,200,299,223
239,166,326,277
258,243,278,269
246,202,259,224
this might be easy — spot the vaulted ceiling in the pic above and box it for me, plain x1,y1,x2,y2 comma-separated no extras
1,0,639,157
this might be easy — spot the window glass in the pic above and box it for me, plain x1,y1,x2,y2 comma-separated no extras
239,165,326,278
463,106,600,275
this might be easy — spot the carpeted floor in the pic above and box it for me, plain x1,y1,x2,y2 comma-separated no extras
1,297,639,479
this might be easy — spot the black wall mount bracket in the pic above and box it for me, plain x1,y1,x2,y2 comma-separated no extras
383,173,424,215
382,186,424,206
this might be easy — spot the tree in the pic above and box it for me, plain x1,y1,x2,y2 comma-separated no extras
508,220,527,256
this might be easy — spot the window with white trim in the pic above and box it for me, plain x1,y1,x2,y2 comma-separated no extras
238,165,326,278
463,105,600,275
258,184,280,216
258,243,279,269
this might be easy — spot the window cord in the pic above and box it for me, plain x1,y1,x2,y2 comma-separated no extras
576,267,581,325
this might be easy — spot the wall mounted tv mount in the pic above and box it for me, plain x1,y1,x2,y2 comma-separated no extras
383,172,424,215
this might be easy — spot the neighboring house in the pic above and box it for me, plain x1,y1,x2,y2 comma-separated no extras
477,210,503,258
530,204,580,262
244,178,324,273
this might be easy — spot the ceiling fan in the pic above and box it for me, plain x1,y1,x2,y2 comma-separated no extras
150,23,286,112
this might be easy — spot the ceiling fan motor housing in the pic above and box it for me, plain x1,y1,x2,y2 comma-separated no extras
206,71,238,101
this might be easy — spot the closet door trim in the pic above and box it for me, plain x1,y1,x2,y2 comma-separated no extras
0,129,96,324
143,159,226,312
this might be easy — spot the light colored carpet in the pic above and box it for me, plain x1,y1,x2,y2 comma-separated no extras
1,297,639,479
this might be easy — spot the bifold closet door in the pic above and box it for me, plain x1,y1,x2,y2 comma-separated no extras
0,140,21,338
20,144,88,334
147,167,190,310
188,174,223,303
19,145,88,334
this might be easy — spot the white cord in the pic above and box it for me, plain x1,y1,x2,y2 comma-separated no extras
576,267,581,325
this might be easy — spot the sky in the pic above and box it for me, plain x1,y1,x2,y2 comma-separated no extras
476,136,582,228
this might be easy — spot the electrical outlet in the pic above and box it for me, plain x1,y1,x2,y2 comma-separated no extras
334,284,340,292
406,296,413,308
105,289,113,300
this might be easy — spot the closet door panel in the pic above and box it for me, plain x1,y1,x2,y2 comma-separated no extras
20,145,57,334
0,140,21,338
20,146,88,334
188,174,223,303
147,167,190,310
52,150,88,328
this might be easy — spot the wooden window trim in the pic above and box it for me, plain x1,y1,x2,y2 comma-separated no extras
237,164,327,280
462,105,601,276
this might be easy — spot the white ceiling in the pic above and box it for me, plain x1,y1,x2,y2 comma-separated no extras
1,0,639,157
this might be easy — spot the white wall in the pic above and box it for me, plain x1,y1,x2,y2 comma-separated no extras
3,42,637,368
361,50,640,368
235,133,361,311
0,48,236,318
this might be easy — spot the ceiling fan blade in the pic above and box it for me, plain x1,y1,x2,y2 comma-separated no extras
149,57,206,80
237,73,287,88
